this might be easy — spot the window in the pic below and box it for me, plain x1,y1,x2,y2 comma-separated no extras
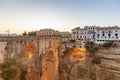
102,34,105,36
108,34,111,36
115,33,118,36
97,34,100,36
73,32,76,34
97,34,100,38
77,36,78,38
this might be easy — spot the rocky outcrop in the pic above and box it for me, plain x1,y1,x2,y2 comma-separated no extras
59,54,89,80
59,42,120,80
59,44,89,80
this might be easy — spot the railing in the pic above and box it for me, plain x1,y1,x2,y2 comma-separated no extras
0,36,61,41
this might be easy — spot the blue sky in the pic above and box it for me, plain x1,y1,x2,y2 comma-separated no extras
0,0,120,34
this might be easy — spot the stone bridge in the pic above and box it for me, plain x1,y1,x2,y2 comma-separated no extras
0,36,61,80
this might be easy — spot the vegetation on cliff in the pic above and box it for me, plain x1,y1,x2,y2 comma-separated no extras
85,41,101,80
0,59,29,80
0,59,21,80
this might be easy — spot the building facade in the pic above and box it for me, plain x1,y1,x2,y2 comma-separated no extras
59,32,71,42
36,29,60,37
36,29,71,42
72,26,120,47
95,26,120,44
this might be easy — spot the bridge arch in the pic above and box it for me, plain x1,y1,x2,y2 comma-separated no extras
45,48,56,62
43,47,59,80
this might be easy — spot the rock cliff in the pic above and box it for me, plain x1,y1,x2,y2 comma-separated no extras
59,43,120,80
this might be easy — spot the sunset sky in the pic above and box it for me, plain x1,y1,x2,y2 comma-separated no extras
0,0,120,34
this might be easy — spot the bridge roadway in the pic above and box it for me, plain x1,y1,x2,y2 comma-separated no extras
0,36,61,42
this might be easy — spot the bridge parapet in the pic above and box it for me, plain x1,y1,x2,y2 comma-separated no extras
0,36,61,42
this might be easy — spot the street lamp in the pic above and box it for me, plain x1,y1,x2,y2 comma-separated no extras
6,29,10,59
6,29,10,37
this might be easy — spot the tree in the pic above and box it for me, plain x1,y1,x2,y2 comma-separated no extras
28,31,36,36
69,40,76,43
22,31,27,36
103,41,114,48
85,41,100,80
62,47,86,80
0,59,21,80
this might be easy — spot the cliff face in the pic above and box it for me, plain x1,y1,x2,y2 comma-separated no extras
59,44,89,80
0,41,39,77
59,54,89,80
59,43,120,80
1,41,120,80
96,45,120,80
0,42,7,63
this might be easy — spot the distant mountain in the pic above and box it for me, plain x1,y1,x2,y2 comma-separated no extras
0,33,19,37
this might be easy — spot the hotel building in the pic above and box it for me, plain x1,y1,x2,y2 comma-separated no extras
72,26,120,46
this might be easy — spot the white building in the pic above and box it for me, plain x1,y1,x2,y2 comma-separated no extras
95,26,120,44
72,26,120,47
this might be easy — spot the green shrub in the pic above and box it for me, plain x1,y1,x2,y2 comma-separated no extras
85,41,98,53
92,57,101,64
2,65,21,80
0,59,21,80
103,41,114,48
112,43,118,47
69,40,76,43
